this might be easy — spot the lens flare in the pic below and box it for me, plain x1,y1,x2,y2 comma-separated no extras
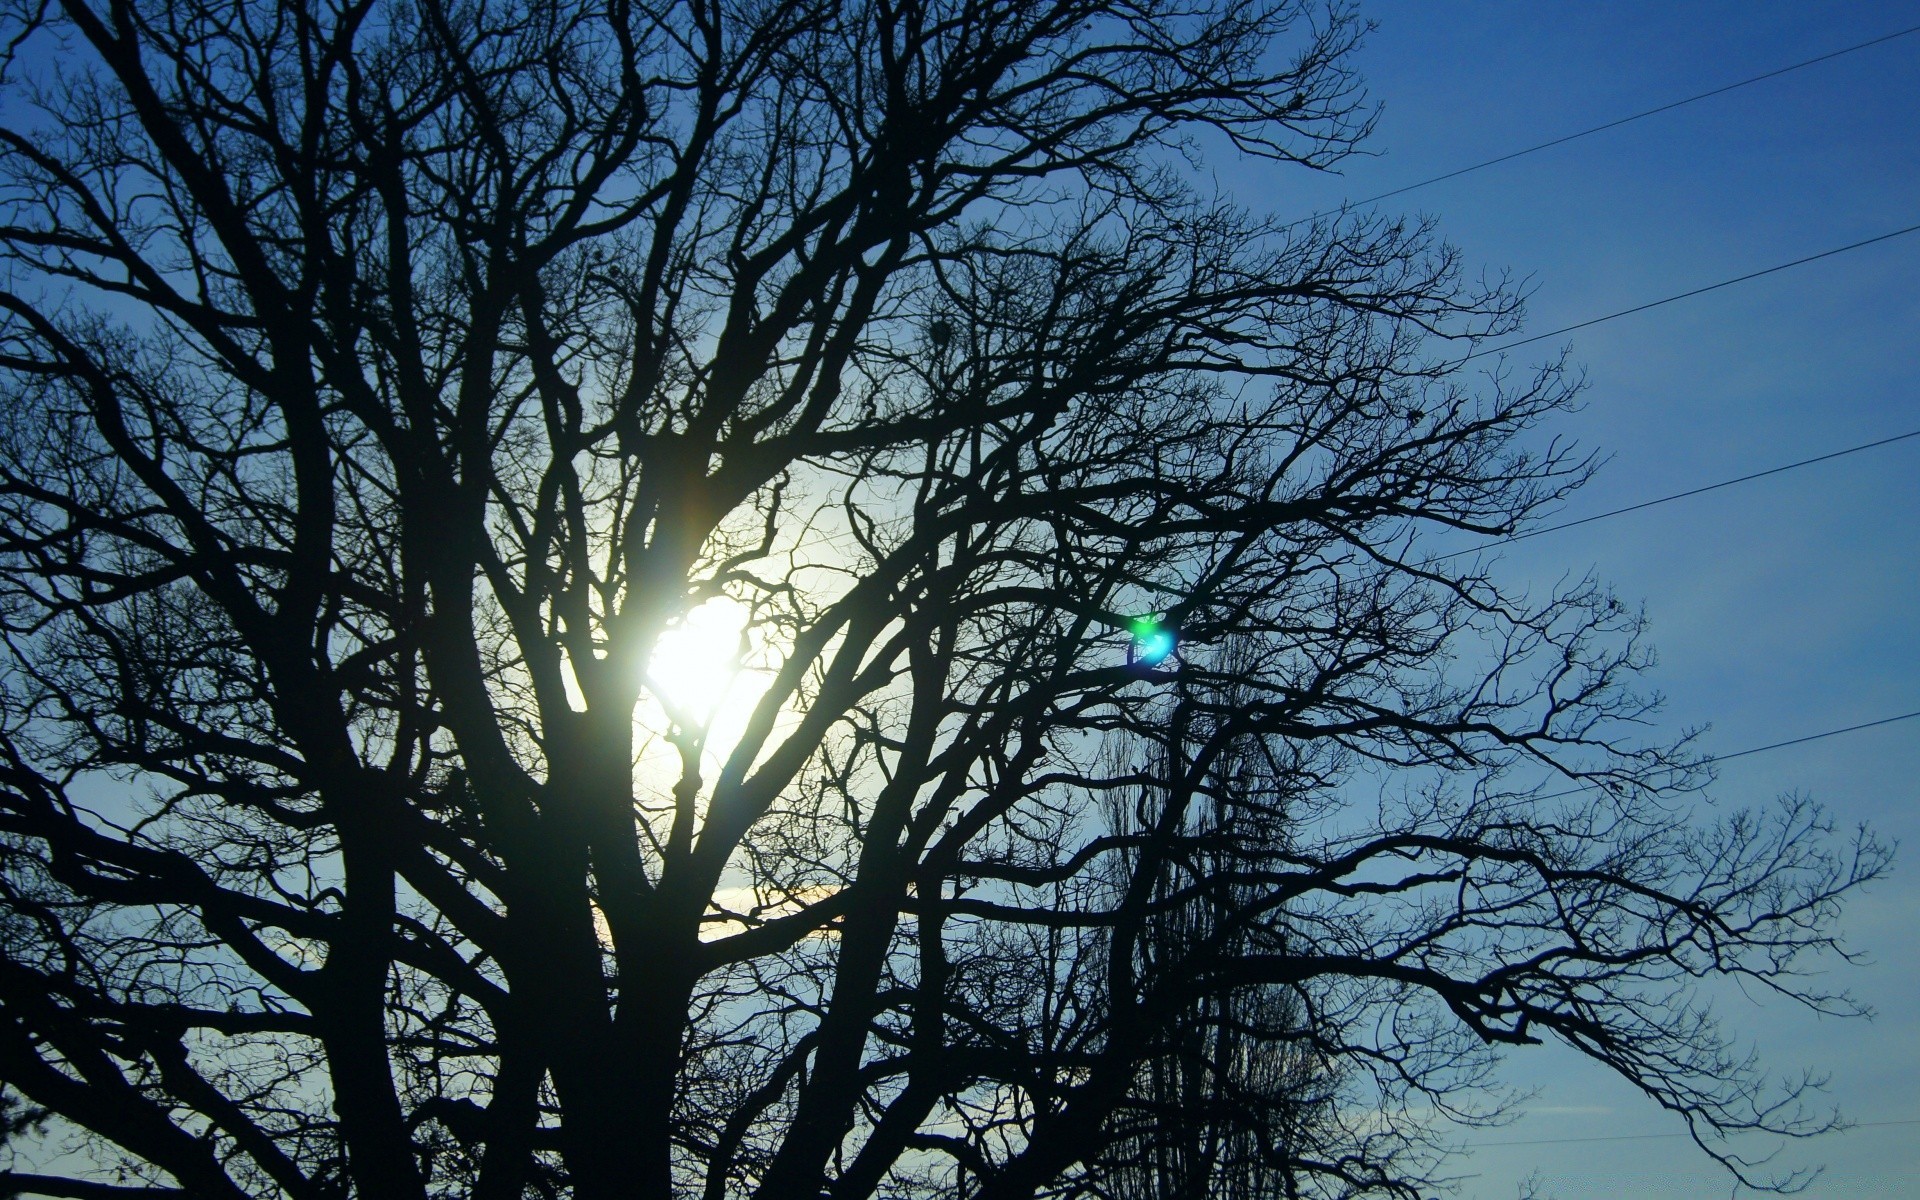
1129,616,1176,666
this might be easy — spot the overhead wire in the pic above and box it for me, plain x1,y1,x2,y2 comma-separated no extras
1294,27,1920,1156
1433,426,1920,560
1531,710,1920,804
1288,22,1920,227
781,226,1920,558
787,419,1920,570
1463,221,1920,361
1222,33,1920,1165
770,24,1920,560
1702,710,1920,764
782,187,1920,561
1206,423,1920,606
738,39,1920,741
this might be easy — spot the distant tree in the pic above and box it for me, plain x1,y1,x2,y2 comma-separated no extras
1095,713,1345,1200
0,0,1886,1197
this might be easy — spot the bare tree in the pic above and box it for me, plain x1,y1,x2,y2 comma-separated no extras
0,0,1886,1197
1095,712,1348,1200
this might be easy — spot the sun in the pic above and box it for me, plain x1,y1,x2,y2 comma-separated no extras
635,594,793,787
646,596,752,721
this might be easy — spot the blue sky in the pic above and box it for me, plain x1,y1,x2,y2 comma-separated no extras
4,6,1910,1197
1230,3,1920,1196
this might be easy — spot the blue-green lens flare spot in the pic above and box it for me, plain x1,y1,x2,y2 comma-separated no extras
1129,617,1175,665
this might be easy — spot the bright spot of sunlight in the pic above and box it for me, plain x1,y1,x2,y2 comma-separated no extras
648,596,751,720
632,592,794,800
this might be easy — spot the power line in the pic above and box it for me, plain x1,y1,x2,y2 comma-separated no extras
785,35,1920,559
1533,710,1920,803
1704,710,1920,765
1437,426,1920,558
1260,425,1920,598
1468,1117,1920,1151
1298,23,1920,225
794,421,1919,568
1462,220,1920,361
789,247,1920,563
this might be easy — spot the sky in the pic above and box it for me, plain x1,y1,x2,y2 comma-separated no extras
1224,3,1920,1196
4,5,1913,1198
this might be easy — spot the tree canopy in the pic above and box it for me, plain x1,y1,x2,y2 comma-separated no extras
0,0,1886,1197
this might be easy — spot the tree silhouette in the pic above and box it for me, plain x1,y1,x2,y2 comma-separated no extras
0,0,1885,1197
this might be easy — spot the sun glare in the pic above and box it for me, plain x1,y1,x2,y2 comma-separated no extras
648,597,751,720
634,593,796,793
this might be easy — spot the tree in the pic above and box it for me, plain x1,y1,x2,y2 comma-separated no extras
0,0,1886,1196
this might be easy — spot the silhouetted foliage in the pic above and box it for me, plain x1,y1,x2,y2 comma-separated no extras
0,0,1886,1196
